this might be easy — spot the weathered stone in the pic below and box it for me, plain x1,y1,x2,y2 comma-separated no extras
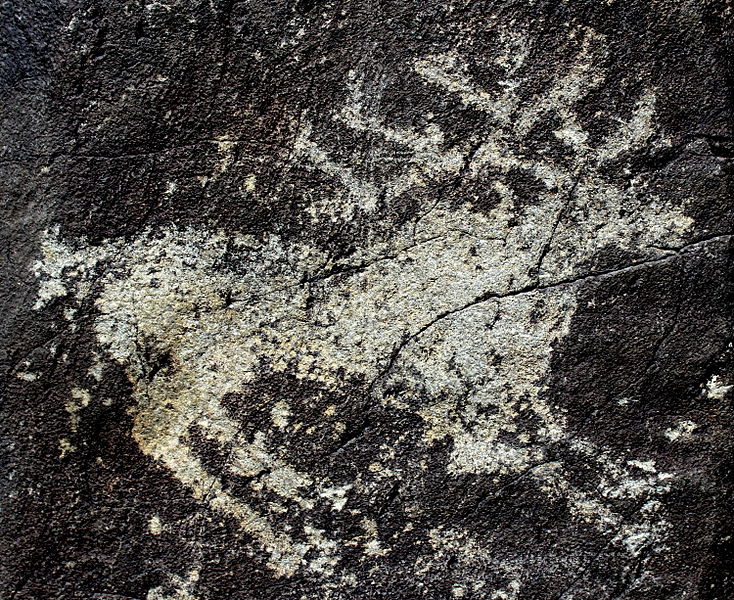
1,1,731,598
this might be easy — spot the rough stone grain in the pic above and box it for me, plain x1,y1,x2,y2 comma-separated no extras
1,1,732,599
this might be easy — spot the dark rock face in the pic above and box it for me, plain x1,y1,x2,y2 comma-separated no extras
1,1,731,599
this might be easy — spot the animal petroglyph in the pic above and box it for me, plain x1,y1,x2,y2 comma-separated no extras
33,27,696,596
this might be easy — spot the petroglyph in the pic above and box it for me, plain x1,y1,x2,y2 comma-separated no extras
32,26,700,595
147,570,200,600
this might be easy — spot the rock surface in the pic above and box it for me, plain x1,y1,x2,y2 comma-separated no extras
1,1,732,598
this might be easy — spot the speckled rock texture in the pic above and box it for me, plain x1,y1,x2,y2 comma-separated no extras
1,1,732,598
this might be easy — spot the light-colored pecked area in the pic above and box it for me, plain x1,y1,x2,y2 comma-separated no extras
31,26,709,598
